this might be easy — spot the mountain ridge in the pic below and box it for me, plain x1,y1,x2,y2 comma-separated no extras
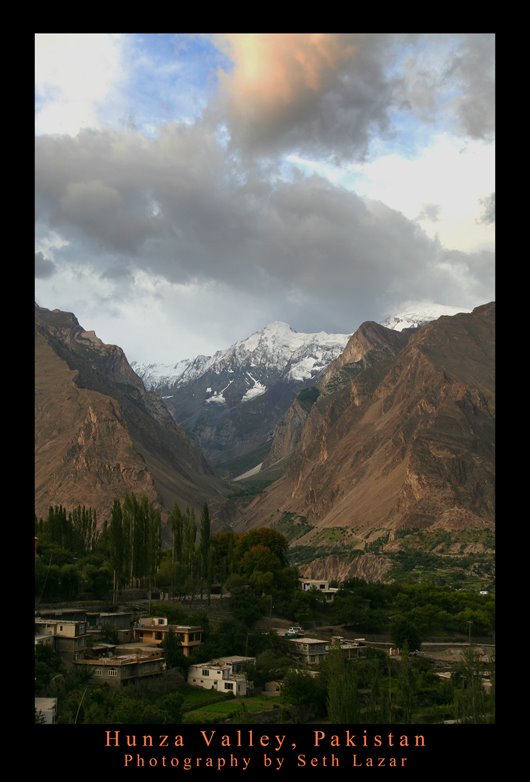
232,303,495,546
35,304,227,523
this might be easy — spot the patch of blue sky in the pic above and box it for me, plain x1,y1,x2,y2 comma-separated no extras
119,34,232,134
369,111,436,160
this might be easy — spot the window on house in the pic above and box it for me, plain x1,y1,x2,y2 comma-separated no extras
155,632,163,640
108,669,118,677
59,625,63,631
224,683,233,690
95,669,103,676
202,669,209,676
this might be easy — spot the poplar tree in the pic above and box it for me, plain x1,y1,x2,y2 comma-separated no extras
199,502,211,599
326,645,359,722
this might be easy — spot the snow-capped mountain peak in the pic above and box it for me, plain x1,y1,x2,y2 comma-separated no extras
381,302,471,332
134,322,351,394
130,355,210,388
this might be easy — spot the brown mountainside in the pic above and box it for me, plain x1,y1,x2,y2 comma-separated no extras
35,305,227,523
235,303,495,539
263,321,411,468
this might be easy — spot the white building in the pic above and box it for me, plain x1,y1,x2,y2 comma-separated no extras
299,578,339,603
188,656,255,696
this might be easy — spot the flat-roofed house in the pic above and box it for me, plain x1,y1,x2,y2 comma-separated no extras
132,617,202,656
74,653,165,687
287,636,329,665
188,656,255,697
35,619,88,662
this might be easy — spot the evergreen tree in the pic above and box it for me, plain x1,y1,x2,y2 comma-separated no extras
396,644,416,722
170,503,183,564
183,508,197,584
109,499,124,596
326,645,359,722
453,648,489,723
199,502,212,600
199,502,211,584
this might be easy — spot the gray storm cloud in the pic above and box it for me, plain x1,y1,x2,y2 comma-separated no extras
212,33,394,161
35,126,494,328
35,251,56,279
211,33,495,160
417,204,441,223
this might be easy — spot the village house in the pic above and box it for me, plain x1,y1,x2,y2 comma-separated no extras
35,619,89,662
74,653,165,687
287,636,329,665
299,578,339,603
188,655,255,696
132,616,203,656
88,611,135,643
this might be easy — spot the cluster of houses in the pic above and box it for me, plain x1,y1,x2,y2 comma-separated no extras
35,609,205,721
35,577,363,722
35,612,203,672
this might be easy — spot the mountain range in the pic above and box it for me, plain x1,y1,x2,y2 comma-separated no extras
35,301,493,583
132,321,351,476
132,304,471,476
35,304,226,523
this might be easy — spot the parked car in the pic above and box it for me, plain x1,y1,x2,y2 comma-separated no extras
286,626,304,636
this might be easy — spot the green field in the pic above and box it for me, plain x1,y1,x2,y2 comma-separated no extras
183,693,285,723
180,687,232,712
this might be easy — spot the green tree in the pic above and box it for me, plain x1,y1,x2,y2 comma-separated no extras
59,564,80,599
325,645,359,722
35,645,64,693
199,503,211,581
235,528,289,568
108,498,124,596
391,617,422,652
229,588,265,626
161,627,181,668
240,544,282,578
453,649,490,723
253,649,294,690
213,530,238,585
157,691,184,722
282,670,327,722
396,644,416,722
82,562,112,599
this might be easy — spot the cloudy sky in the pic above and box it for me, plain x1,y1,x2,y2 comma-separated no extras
35,33,495,364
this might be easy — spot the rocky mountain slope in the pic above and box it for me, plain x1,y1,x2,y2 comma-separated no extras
230,304,495,577
35,305,227,523
133,321,351,475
